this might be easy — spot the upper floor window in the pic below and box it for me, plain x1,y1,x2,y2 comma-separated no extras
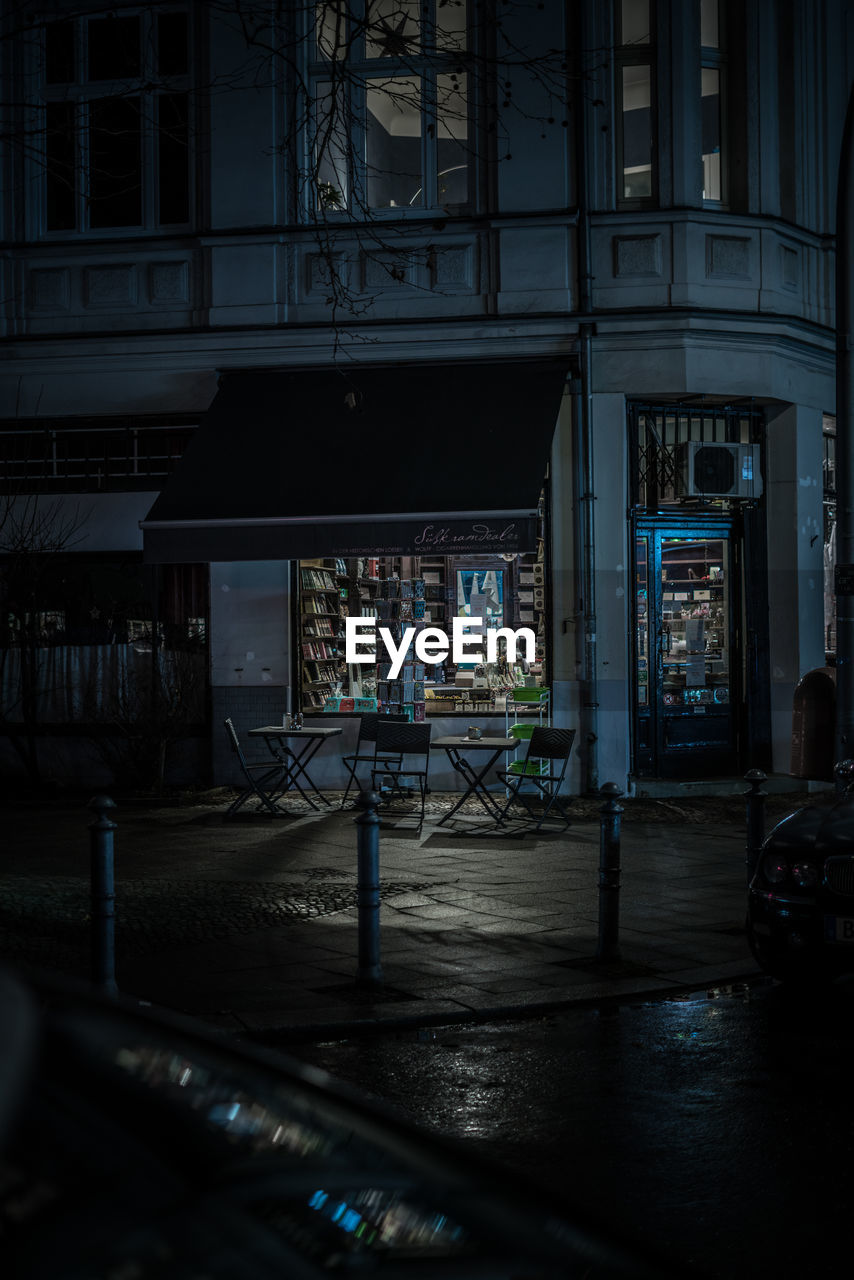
309,1,471,215
616,0,655,203
38,8,191,234
701,0,725,201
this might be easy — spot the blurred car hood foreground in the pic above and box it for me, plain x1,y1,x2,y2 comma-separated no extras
0,966,684,1279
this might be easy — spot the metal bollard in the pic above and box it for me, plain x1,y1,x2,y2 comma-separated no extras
88,795,118,996
597,782,623,963
744,769,768,886
355,789,383,986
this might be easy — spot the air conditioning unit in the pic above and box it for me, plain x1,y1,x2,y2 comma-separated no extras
676,442,762,499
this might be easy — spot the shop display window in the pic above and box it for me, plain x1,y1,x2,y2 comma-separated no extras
297,552,547,717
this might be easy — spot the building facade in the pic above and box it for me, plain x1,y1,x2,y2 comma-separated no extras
1,0,851,794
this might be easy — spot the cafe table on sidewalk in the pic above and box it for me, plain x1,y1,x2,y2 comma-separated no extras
248,724,343,810
430,733,518,825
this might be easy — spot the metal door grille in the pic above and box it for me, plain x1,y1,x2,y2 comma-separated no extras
629,404,764,510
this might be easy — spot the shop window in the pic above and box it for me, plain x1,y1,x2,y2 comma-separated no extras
0,558,208,730
309,0,471,214
616,0,656,203
701,0,725,202
37,8,192,235
0,557,207,651
297,551,547,718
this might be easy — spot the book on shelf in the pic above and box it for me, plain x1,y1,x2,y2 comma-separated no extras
302,640,337,660
303,594,338,615
300,567,336,591
304,617,336,637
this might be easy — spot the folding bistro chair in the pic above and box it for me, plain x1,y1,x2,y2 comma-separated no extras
340,712,409,808
223,717,289,816
371,721,432,828
497,726,576,830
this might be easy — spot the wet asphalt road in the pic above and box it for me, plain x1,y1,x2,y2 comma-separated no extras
279,977,854,1279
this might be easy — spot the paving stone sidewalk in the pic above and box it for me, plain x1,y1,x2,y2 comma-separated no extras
0,786,781,1036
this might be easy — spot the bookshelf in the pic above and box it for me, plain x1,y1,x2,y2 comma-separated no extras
298,561,344,710
297,556,432,719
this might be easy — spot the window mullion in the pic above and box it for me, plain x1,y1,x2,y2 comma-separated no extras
78,97,91,232
423,66,437,209
352,77,368,214
141,9,155,230
143,94,157,231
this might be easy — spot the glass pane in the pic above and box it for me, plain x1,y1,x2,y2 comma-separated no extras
635,537,649,706
661,538,729,705
702,66,721,199
366,75,422,207
315,1,347,59
88,96,142,227
45,20,75,84
622,64,652,198
456,568,504,637
437,73,468,205
158,93,189,224
620,0,650,45
45,102,76,230
435,0,467,51
701,0,719,48
158,12,189,76
314,81,349,209
365,0,421,58
87,15,141,80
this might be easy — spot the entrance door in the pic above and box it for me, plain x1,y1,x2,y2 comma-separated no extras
634,524,738,777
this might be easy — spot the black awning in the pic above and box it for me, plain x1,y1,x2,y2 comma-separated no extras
141,359,568,562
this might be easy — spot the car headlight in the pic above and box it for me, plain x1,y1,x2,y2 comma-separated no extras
761,852,789,884
791,861,818,890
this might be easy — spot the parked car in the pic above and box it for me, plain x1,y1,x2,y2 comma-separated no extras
0,967,675,1279
747,782,854,981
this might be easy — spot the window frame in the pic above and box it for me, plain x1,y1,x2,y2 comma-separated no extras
31,4,194,239
615,0,658,209
304,0,477,221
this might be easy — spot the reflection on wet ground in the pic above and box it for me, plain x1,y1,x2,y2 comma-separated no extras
282,978,854,1279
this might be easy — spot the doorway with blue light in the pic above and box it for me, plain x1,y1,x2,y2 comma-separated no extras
628,403,768,779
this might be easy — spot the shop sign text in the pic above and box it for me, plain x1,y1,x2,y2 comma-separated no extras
345,617,535,679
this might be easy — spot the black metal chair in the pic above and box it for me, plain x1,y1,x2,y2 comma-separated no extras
371,721,433,828
497,726,576,830
223,717,289,816
340,712,409,808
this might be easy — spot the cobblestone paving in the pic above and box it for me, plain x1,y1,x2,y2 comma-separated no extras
0,873,434,974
